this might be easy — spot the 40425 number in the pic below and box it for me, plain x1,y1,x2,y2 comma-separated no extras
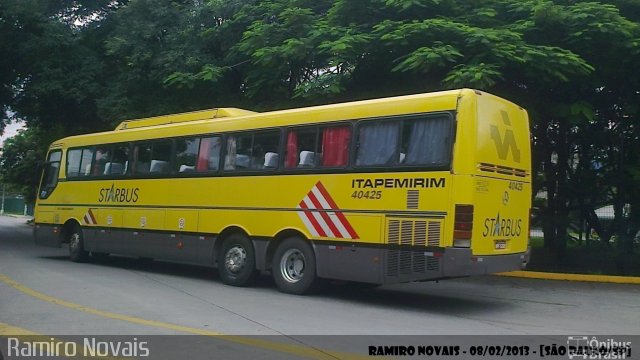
351,190,382,200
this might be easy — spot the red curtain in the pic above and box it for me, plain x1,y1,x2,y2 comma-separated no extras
322,126,350,167
196,138,211,172
285,131,298,168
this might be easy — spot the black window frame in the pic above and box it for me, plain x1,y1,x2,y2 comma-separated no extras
173,136,201,175
353,112,454,172
56,110,455,182
222,128,283,173
282,121,353,172
132,140,173,177
65,143,132,181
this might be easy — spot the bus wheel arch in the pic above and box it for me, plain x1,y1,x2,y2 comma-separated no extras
60,219,81,244
271,234,320,295
62,219,88,263
266,229,307,271
215,227,258,287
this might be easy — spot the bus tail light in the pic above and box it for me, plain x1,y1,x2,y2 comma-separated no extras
453,204,473,247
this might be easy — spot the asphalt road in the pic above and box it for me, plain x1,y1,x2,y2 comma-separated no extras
1,215,639,358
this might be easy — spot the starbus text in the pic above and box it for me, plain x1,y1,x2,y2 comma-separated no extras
98,184,140,203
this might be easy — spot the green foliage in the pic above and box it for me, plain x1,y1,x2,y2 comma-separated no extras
0,0,639,264
444,63,503,88
0,127,61,202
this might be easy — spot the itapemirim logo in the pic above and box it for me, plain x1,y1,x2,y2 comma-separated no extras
490,110,521,163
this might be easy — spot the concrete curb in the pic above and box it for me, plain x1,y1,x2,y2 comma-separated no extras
497,270,640,284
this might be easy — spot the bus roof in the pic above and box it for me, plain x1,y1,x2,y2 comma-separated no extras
114,108,257,131
51,89,479,148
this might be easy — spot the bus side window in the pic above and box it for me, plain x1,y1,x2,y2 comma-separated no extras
225,134,252,170
133,144,152,175
284,128,317,169
355,121,399,166
252,130,279,170
320,125,350,167
80,148,94,176
197,136,221,172
150,141,172,174
401,116,451,166
66,149,82,178
93,147,112,176
175,137,200,173
106,145,129,176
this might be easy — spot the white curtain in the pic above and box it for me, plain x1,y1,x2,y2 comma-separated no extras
356,122,400,166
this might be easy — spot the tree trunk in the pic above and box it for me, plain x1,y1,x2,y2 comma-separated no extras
554,118,570,257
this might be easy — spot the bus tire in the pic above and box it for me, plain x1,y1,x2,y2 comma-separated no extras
218,233,258,287
272,237,318,295
68,225,89,263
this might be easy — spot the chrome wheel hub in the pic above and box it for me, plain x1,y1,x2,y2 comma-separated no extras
280,249,305,283
224,246,247,274
69,233,80,252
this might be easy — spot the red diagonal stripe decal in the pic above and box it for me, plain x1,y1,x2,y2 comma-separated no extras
315,182,359,239
88,209,97,225
299,201,326,237
307,191,339,238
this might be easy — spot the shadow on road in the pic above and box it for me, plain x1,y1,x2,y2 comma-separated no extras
38,253,511,315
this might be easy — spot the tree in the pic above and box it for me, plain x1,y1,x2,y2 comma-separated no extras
0,127,60,202
0,0,638,263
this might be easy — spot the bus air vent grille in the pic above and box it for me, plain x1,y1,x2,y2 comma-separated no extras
414,221,427,246
385,251,440,277
427,221,441,246
401,221,413,245
399,251,412,275
478,162,528,177
386,218,440,247
385,217,442,278
406,190,419,209
426,256,439,271
388,220,400,244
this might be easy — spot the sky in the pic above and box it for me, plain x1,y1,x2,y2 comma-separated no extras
0,121,25,147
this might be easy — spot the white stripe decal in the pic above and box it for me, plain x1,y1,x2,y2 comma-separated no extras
296,206,319,237
296,181,358,240
82,209,97,225
311,187,351,239
302,197,334,238
328,211,351,239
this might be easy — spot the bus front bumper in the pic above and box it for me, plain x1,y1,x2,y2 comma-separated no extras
34,223,62,248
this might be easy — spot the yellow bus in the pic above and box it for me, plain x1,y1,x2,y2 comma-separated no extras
34,89,531,294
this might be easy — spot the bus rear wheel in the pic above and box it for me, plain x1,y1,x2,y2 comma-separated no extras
68,224,89,263
218,233,258,287
272,237,318,295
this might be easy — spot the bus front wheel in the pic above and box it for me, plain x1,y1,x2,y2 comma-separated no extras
68,225,89,263
272,237,318,295
218,233,258,287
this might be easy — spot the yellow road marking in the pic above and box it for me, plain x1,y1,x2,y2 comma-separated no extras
0,322,125,359
497,270,640,284
0,322,39,336
0,274,369,360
